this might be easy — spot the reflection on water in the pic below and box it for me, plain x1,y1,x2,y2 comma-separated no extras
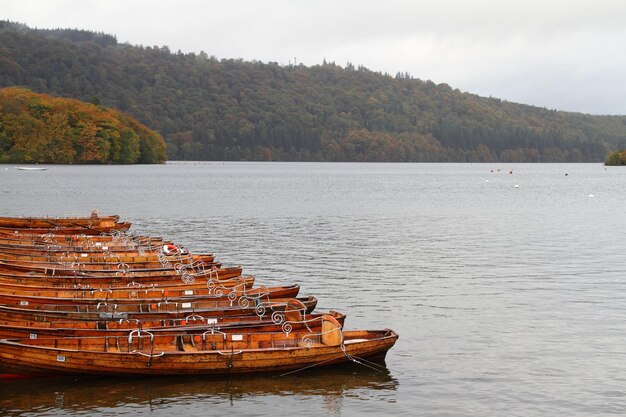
1,366,398,417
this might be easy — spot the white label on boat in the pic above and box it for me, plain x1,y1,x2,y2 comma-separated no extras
29,333,38,339
20,301,29,306
56,355,66,362
182,302,192,308
206,318,217,324
81,253,88,257
184,290,194,296
102,246,108,250
231,334,243,341
95,242,102,246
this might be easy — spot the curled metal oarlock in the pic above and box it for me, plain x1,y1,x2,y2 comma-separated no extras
281,321,293,335
271,311,285,324
300,336,315,348
237,296,250,308
181,273,195,284
255,303,266,318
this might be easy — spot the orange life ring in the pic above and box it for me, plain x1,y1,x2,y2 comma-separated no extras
163,244,179,255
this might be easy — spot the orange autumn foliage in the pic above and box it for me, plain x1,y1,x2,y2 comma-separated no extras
0,87,166,164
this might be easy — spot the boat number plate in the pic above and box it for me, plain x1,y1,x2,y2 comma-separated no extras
231,335,243,341
184,290,194,295
56,355,66,362
29,333,38,339
206,318,217,324
20,301,29,306
182,302,192,308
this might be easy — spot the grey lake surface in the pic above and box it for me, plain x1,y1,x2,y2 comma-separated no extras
0,162,625,416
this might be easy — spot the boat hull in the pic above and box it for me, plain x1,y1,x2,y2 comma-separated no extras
0,329,397,376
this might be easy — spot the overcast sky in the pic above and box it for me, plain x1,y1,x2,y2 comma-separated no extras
3,0,626,115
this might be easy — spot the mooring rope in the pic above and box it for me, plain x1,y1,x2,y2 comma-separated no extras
276,356,341,377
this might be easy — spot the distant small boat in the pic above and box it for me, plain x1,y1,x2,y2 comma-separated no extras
15,166,48,171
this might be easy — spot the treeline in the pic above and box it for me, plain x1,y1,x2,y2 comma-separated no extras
0,87,166,164
1,21,626,162
605,150,626,166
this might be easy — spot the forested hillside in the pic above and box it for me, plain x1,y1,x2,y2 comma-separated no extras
2,21,626,162
0,87,166,163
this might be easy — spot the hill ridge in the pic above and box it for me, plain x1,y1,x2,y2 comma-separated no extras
1,20,625,162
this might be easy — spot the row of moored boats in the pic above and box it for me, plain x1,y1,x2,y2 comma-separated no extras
0,214,397,376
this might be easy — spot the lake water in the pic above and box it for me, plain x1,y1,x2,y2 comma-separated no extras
0,162,625,416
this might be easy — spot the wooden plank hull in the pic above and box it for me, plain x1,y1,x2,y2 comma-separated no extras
0,251,214,266
0,329,397,376
0,215,120,229
0,274,255,291
0,296,317,321
0,284,300,305
0,222,132,235
0,265,243,285
0,254,220,276
0,310,346,339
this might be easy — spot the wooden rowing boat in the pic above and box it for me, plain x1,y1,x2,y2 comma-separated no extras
0,222,132,235
0,310,346,339
0,249,214,265
0,274,255,292
0,214,399,377
0,231,165,248
0,295,317,321
0,236,166,250
0,215,120,229
0,242,204,258
0,258,218,273
0,283,300,305
0,319,397,376
0,262,243,284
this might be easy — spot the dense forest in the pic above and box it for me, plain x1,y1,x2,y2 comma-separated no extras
605,150,626,166
1,21,626,162
0,87,166,163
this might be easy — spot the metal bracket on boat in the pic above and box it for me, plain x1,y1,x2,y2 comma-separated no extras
132,350,165,358
180,272,195,285
202,329,227,339
118,318,140,325
184,313,205,324
128,329,152,344
70,262,85,270
255,303,267,319
217,349,242,369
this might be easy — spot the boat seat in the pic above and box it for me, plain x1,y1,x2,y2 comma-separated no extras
344,338,369,344
273,339,298,348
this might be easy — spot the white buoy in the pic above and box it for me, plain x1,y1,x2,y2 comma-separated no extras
485,179,489,183
588,194,594,198
514,184,519,188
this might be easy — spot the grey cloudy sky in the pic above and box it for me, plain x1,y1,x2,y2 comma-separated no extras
4,0,626,114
